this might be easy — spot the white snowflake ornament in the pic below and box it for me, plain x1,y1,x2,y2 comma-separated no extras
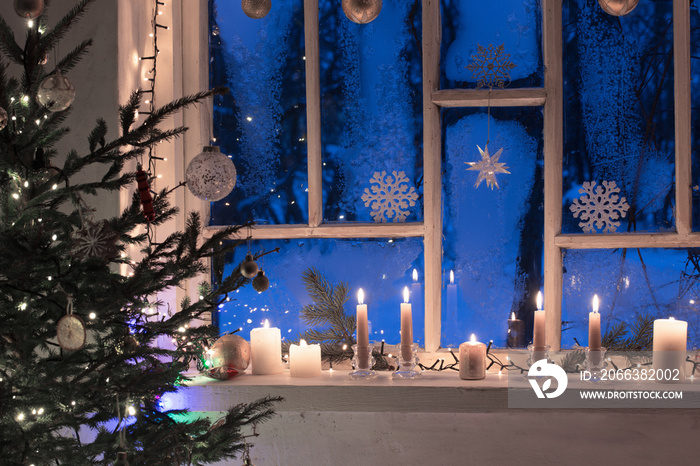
570,181,630,233
361,171,418,223
466,43,516,89
466,145,510,189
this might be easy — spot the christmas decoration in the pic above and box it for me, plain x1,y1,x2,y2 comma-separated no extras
241,252,259,278
56,297,86,351
0,107,7,131
205,334,251,380
13,0,44,19
136,164,155,221
569,180,630,233
361,170,418,223
36,69,76,112
467,43,516,89
113,452,129,466
598,0,639,16
252,269,270,292
185,145,237,201
241,0,271,19
70,219,120,261
341,0,382,24
465,145,510,189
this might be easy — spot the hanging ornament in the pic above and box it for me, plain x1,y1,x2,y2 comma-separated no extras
14,0,44,19
70,219,120,261
204,334,250,380
185,146,237,201
0,107,7,131
37,69,76,112
56,296,86,351
598,0,639,16
466,145,510,189
361,171,418,223
241,0,271,19
240,252,259,278
136,164,155,222
252,270,269,292
342,0,382,24
467,43,516,89
569,181,630,233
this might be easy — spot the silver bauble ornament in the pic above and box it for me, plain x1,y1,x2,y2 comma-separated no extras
342,0,382,24
598,0,639,16
252,270,269,292
0,107,7,131
185,146,237,201
241,253,259,278
206,334,250,380
14,0,44,19
37,70,75,112
241,0,271,19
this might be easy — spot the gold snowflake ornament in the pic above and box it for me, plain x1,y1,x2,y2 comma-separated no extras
467,43,516,89
466,145,510,190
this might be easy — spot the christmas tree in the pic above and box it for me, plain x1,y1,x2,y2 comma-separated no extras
0,1,279,464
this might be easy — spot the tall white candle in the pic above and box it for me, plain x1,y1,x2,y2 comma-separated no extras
652,317,687,381
400,286,413,361
356,289,370,370
533,291,545,349
250,319,282,375
289,339,321,378
589,294,601,350
459,334,486,380
446,270,458,324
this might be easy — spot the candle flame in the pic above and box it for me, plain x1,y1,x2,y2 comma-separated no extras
300,339,307,347
357,288,364,305
510,311,516,320
449,270,454,284
536,291,543,310
470,333,476,343
670,316,675,321
403,286,410,304
592,294,599,314
412,269,418,282
263,319,269,329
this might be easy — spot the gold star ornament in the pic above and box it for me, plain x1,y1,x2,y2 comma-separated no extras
466,145,510,189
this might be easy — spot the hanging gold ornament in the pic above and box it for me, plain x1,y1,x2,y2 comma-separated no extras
342,0,382,24
241,0,271,19
14,0,44,19
598,0,639,16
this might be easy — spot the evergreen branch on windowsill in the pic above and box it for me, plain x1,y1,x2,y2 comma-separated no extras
602,314,654,351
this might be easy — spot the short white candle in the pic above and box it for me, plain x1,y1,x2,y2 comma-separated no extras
250,319,282,375
356,289,370,370
589,294,601,350
459,334,486,380
289,339,321,378
400,286,413,361
533,291,545,350
652,317,687,381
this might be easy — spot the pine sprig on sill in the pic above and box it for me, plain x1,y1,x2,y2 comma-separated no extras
602,314,654,351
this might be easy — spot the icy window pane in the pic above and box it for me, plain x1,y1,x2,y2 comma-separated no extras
319,0,423,223
692,5,700,231
562,1,674,234
440,0,543,89
215,238,425,347
209,0,308,225
441,107,543,348
563,249,698,349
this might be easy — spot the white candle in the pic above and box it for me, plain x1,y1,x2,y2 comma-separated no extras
289,339,321,378
356,289,370,370
459,334,486,380
533,291,545,349
411,269,423,326
400,286,413,361
589,294,601,350
250,319,282,375
652,317,688,381
446,270,458,324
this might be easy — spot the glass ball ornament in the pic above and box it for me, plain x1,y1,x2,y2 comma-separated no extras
598,0,639,16
252,270,269,292
241,0,271,19
241,253,259,279
0,107,8,131
37,70,76,112
185,146,237,201
14,0,44,19
342,0,382,24
205,334,250,380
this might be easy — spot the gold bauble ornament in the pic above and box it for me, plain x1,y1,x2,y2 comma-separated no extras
342,0,382,24
241,0,271,19
14,0,44,19
598,0,639,16
205,334,250,380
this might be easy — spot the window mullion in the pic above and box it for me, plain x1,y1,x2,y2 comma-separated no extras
674,0,692,236
304,0,323,228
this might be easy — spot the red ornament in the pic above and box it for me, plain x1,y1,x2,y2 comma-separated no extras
136,164,155,222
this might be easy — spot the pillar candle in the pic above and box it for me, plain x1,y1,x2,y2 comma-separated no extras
652,317,688,381
289,339,321,377
356,289,370,370
588,294,601,350
533,291,545,349
459,334,486,380
507,311,525,348
400,286,413,361
250,319,282,375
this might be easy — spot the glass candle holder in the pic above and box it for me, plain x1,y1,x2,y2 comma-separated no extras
392,343,421,379
349,344,377,379
527,344,551,367
583,347,607,382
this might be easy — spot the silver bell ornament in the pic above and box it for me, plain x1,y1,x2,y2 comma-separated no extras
252,270,269,292
37,70,76,112
185,146,237,201
598,0,639,16
205,334,250,380
342,0,382,24
14,0,44,19
0,107,8,131
241,253,259,279
241,0,271,19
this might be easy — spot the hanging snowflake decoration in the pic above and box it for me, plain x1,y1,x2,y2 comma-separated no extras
466,145,510,189
466,43,516,89
361,171,418,223
570,181,630,233
71,219,120,261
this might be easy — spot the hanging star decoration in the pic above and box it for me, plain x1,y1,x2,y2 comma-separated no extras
466,145,510,189
467,43,516,89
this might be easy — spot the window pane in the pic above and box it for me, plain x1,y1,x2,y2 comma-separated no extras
215,238,425,347
440,0,543,89
563,249,697,349
691,5,700,231
209,0,308,225
562,1,674,234
319,0,423,223
441,107,544,348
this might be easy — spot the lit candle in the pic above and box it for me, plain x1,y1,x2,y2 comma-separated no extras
589,295,601,350
250,319,282,375
289,339,321,378
533,291,545,350
400,286,413,361
356,289,370,370
507,311,524,348
446,270,458,325
411,268,423,323
652,317,688,382
459,334,486,380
